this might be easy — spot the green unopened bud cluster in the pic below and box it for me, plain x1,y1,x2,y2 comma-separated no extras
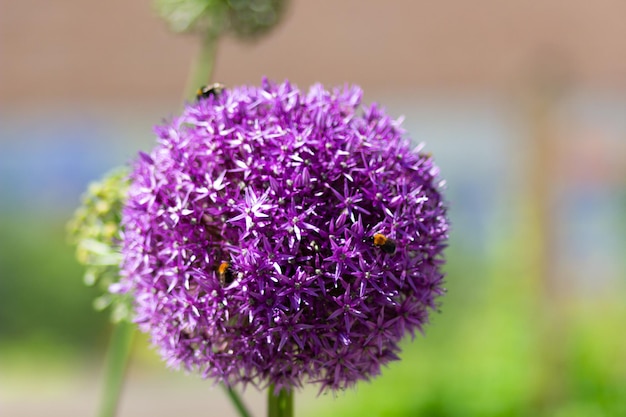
155,0,288,39
68,168,131,322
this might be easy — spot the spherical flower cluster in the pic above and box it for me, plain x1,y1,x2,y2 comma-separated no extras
120,79,448,392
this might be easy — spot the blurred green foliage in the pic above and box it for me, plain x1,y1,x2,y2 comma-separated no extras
0,213,108,353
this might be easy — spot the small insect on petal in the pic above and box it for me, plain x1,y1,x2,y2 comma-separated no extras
218,261,234,286
368,233,397,255
196,83,226,101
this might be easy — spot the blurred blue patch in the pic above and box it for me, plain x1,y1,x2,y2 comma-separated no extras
0,114,133,213
393,95,519,253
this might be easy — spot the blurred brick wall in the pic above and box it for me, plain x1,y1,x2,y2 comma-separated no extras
2,0,626,107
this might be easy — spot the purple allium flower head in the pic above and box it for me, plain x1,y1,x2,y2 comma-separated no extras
120,79,449,392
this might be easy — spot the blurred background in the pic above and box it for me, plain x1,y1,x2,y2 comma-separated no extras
1,1,626,416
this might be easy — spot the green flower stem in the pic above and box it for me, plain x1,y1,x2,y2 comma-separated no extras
98,320,135,417
184,30,219,101
268,385,293,417
222,385,253,417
